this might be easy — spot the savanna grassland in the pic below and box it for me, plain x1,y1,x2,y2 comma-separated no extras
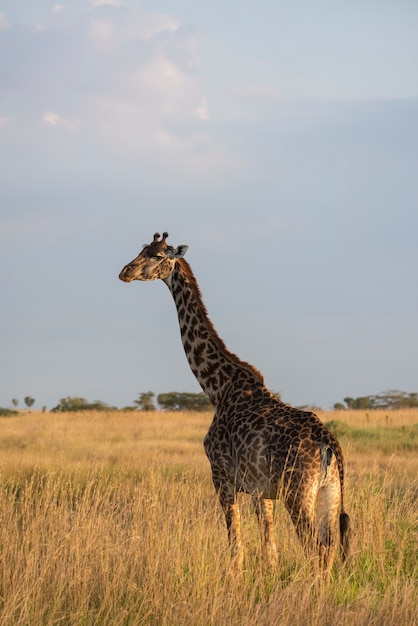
0,409,416,625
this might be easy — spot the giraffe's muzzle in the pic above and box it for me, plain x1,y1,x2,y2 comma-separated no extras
119,265,135,282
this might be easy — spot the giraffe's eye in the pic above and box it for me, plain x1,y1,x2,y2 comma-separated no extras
154,254,164,261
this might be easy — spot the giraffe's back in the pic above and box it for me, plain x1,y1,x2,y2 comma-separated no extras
205,385,344,501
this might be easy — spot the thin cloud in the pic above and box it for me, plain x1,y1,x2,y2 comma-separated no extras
194,98,209,120
131,13,180,41
91,0,124,7
88,19,119,54
42,112,60,126
139,54,185,92
229,84,283,99
2,5,233,178
0,12,10,30
41,112,79,132
87,13,180,55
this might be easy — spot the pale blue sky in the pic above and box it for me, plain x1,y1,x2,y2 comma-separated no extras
1,0,417,410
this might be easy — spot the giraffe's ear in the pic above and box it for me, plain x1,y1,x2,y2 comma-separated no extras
168,245,188,259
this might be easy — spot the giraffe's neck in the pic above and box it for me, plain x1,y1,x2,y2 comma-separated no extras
163,258,264,407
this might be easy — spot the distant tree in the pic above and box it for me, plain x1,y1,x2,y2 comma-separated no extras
356,396,373,409
333,402,346,410
339,390,418,411
157,391,212,412
24,396,35,410
372,389,418,410
12,398,18,408
343,396,373,410
343,397,352,409
51,397,87,412
51,397,115,412
134,391,156,411
406,392,418,408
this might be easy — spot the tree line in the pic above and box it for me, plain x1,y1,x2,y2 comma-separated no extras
333,390,418,410
52,389,416,412
1,392,212,415
49,391,213,413
1,389,417,416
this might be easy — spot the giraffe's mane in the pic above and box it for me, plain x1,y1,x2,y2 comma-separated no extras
176,258,265,385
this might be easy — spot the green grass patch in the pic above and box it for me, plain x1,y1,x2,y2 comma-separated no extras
325,420,418,454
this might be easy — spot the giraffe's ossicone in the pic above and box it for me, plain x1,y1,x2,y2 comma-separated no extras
119,232,350,573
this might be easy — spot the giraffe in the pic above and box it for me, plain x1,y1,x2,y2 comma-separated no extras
119,232,350,572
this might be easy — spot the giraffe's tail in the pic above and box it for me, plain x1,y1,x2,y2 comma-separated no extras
339,511,350,562
321,442,351,562
338,455,350,562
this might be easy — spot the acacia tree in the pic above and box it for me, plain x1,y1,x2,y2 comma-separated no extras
24,396,35,410
157,392,212,412
339,390,418,410
51,397,114,412
12,398,18,408
134,391,156,411
373,390,418,409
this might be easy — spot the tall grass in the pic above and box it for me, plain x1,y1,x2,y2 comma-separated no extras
0,409,416,625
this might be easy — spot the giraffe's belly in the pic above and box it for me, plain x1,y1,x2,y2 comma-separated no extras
235,453,284,498
237,476,279,499
232,431,305,498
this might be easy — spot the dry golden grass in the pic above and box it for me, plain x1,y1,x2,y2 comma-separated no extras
0,409,416,625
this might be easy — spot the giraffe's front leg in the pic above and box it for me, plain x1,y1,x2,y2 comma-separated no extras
220,497,244,571
253,496,278,567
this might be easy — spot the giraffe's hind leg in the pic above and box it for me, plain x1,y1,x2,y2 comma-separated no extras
285,487,318,561
253,496,278,567
288,505,316,554
287,488,339,574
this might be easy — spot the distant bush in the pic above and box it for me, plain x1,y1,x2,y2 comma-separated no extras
157,391,212,412
51,397,116,413
0,408,19,417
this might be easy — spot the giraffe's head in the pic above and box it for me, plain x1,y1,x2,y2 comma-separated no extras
119,232,188,283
